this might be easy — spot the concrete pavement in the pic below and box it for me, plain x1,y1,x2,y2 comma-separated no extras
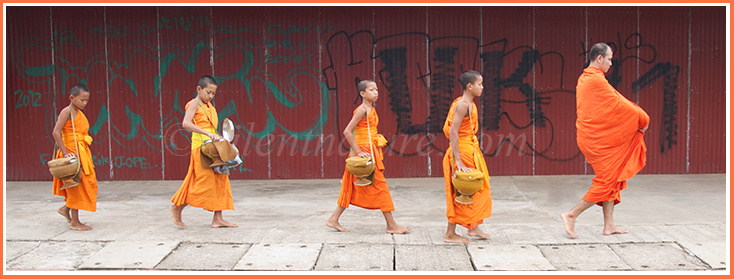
3,174,728,273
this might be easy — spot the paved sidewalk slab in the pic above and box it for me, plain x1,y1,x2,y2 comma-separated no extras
79,241,179,269
5,241,41,263
610,243,707,271
234,243,321,271
676,241,728,270
52,223,142,242
539,244,631,271
5,220,69,241
395,245,473,271
393,226,448,245
7,241,107,271
469,244,555,271
314,244,393,271
3,175,726,272
156,243,251,270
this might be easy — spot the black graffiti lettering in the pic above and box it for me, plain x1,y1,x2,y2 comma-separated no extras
518,83,548,128
379,47,426,134
496,50,546,128
631,62,680,153
481,51,503,130
662,64,680,153
429,47,459,130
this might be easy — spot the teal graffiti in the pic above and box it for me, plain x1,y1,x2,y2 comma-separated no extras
13,24,336,167
92,152,112,166
113,155,150,169
14,89,42,108
89,104,108,136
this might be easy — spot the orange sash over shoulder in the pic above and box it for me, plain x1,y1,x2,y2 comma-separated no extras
337,107,393,212
576,66,649,205
442,98,492,230
52,110,98,212
171,101,234,211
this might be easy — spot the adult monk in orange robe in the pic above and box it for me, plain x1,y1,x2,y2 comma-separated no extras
325,79,411,234
442,70,493,243
170,75,237,228
562,43,650,238
52,84,98,231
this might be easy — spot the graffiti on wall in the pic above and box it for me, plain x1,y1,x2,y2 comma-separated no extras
8,6,703,180
323,30,681,161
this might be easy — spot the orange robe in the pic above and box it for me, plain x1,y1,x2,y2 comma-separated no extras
171,101,234,211
576,66,649,206
52,110,97,212
442,98,492,230
337,107,394,212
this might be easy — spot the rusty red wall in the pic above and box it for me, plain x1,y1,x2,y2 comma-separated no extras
7,6,726,181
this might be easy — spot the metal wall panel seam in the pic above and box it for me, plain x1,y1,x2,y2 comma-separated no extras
636,6,640,105
156,6,165,179
531,6,536,176
103,7,114,180
318,10,324,179
425,6,431,177
209,7,215,78
686,7,692,174
263,9,271,180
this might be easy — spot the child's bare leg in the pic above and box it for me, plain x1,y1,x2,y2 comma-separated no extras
211,211,238,228
383,211,411,234
561,200,594,238
467,226,490,239
68,209,92,231
57,205,71,223
325,206,349,232
169,204,187,227
444,222,470,243
602,201,628,235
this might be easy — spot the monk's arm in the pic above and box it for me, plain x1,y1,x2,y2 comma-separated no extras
182,100,221,141
52,107,73,157
342,106,369,158
449,102,470,172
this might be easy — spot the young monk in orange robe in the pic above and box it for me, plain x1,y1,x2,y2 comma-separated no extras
562,43,650,238
52,84,98,231
170,75,237,228
442,70,493,243
325,79,411,234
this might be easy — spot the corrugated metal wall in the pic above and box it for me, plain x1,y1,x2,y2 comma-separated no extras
7,6,726,181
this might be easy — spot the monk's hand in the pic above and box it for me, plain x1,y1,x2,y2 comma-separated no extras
357,151,371,158
64,153,76,158
639,123,649,133
209,133,222,141
455,161,471,173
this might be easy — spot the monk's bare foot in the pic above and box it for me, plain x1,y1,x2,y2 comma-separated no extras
169,205,185,228
57,206,71,223
603,225,628,235
69,222,92,231
444,234,471,243
561,212,578,239
468,227,490,239
212,219,238,228
386,225,411,234
325,220,349,232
